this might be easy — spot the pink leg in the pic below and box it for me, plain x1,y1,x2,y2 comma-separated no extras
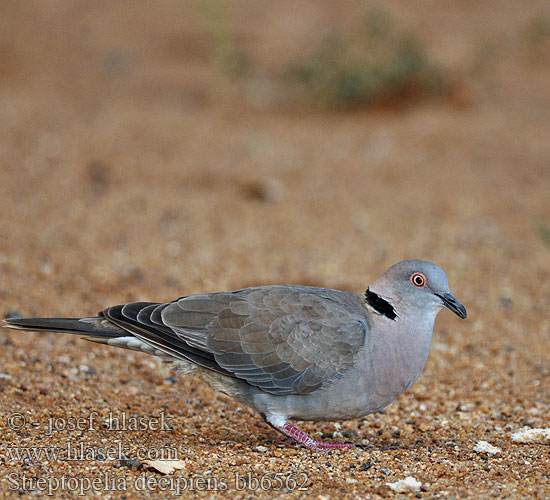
264,414,355,451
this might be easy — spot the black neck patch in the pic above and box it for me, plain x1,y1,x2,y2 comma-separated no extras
365,288,397,320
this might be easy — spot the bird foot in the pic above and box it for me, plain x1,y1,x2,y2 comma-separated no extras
263,414,355,451
315,439,356,449
281,422,355,451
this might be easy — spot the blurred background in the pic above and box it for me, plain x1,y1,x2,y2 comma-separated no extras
0,1,549,496
1,0,548,305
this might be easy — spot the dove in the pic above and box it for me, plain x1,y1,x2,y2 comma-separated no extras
4,259,466,450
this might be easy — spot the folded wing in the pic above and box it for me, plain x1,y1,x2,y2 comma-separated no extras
103,286,368,395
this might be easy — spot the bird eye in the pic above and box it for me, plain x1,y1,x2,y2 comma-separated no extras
410,272,427,288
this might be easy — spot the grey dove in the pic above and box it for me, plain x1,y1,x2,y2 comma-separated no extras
4,259,466,450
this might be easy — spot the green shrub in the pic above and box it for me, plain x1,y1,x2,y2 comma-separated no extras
288,9,444,109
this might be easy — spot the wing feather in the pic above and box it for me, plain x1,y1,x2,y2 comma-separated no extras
98,286,367,396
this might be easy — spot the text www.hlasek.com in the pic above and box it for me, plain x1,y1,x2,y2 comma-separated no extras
7,472,309,495
6,441,179,462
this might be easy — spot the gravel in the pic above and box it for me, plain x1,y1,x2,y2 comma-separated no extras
1,1,549,498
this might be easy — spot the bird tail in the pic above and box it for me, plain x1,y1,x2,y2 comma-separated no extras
3,315,125,338
2,315,177,359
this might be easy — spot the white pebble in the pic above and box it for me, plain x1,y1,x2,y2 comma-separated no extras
474,440,501,454
511,428,550,444
387,476,422,493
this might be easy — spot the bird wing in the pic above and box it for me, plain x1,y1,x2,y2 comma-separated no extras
104,286,368,395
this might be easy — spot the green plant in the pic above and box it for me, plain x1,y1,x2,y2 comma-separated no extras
288,9,444,109
198,0,249,79
536,223,550,246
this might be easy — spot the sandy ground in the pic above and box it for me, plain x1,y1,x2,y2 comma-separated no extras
1,1,549,498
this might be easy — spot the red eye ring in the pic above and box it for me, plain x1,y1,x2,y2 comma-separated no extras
410,272,427,288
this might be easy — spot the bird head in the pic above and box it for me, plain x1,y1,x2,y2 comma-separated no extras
368,259,467,320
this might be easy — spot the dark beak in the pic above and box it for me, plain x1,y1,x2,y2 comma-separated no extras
436,293,467,319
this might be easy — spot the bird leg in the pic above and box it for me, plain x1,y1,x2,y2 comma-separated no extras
263,414,355,451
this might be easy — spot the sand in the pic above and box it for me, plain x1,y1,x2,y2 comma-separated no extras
1,1,549,498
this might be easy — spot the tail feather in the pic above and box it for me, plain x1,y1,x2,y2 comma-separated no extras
3,310,214,370
3,317,179,360
3,317,125,337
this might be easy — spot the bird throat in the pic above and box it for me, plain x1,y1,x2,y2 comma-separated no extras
365,288,397,320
